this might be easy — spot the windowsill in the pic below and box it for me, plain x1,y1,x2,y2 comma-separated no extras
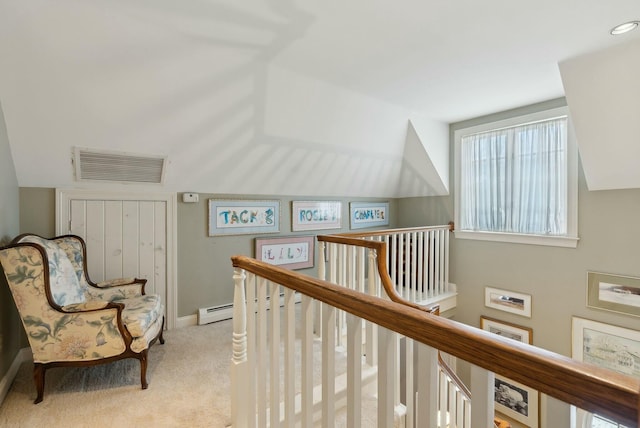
454,230,579,248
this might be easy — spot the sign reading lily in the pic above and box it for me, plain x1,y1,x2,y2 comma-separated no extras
255,235,315,270
209,199,280,236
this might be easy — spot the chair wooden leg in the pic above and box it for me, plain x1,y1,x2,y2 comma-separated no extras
139,351,148,389
33,363,45,404
159,316,165,345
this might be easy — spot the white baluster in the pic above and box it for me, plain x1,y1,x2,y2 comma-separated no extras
428,230,435,298
346,312,362,428
245,272,257,428
417,231,424,302
315,241,326,337
269,281,281,427
257,278,268,427
405,338,415,428
378,326,396,428
410,231,417,302
301,294,314,427
322,302,336,427
357,246,365,293
470,364,495,428
283,288,295,428
416,343,438,427
366,249,378,367
231,268,250,428
444,228,450,296
439,367,448,426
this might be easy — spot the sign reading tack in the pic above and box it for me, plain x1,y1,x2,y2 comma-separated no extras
208,199,280,236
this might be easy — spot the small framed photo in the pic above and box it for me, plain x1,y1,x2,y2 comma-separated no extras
480,316,533,344
291,201,342,231
587,271,640,318
485,286,532,318
494,377,539,427
483,316,539,426
349,201,389,229
255,235,315,270
572,317,640,377
209,199,280,236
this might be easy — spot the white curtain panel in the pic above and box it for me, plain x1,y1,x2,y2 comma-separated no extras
460,117,568,235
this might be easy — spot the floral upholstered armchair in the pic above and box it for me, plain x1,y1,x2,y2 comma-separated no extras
0,233,165,403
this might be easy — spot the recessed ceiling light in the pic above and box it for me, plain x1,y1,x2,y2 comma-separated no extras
610,21,639,35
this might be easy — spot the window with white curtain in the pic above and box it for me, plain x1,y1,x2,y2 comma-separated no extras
454,106,579,247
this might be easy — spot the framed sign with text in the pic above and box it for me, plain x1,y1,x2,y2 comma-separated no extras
208,199,280,236
292,201,342,231
255,235,314,270
349,202,389,229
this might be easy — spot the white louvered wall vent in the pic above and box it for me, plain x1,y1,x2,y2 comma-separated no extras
74,147,167,184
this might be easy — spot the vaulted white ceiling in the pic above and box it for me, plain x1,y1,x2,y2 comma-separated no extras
0,0,639,197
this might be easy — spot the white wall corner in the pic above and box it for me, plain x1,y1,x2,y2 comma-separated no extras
559,38,640,191
0,348,31,405
399,118,449,197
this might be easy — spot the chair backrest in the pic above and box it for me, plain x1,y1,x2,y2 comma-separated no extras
0,242,127,363
50,235,92,291
14,235,86,306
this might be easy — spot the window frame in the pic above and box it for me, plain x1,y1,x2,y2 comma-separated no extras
454,106,579,248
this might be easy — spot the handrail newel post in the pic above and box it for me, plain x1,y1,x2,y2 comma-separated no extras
231,267,249,427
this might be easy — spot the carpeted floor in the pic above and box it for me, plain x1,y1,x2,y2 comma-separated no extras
0,320,233,428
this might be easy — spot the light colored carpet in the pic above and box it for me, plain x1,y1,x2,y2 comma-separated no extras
0,321,233,428
0,311,382,428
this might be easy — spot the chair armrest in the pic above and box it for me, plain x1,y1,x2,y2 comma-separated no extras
96,277,139,288
87,278,147,300
60,300,114,312
96,277,147,292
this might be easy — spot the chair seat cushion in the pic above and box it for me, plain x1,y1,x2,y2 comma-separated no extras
121,294,164,338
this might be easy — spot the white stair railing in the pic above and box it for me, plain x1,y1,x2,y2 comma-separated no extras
317,224,455,308
231,253,640,428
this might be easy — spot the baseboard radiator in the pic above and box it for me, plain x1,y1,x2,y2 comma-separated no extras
198,304,233,325
198,293,303,326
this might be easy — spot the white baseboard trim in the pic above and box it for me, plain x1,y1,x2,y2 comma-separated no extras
0,348,32,405
176,314,198,328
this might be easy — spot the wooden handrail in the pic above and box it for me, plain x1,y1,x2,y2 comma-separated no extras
231,255,640,427
316,235,434,312
439,354,471,400
319,223,454,239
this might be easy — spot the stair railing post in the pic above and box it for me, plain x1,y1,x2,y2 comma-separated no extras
470,364,495,428
231,267,251,427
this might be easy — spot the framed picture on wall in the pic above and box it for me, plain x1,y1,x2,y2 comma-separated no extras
485,286,532,318
572,317,640,377
349,201,389,229
208,199,280,236
494,377,539,427
255,235,315,270
480,316,533,344
291,201,342,231
587,271,640,318
482,316,538,427
572,317,640,425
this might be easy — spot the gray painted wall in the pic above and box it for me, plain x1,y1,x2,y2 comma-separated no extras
18,189,396,318
398,98,640,426
0,100,22,380
9,97,640,423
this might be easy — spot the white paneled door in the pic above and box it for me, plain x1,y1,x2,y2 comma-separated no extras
56,189,177,329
